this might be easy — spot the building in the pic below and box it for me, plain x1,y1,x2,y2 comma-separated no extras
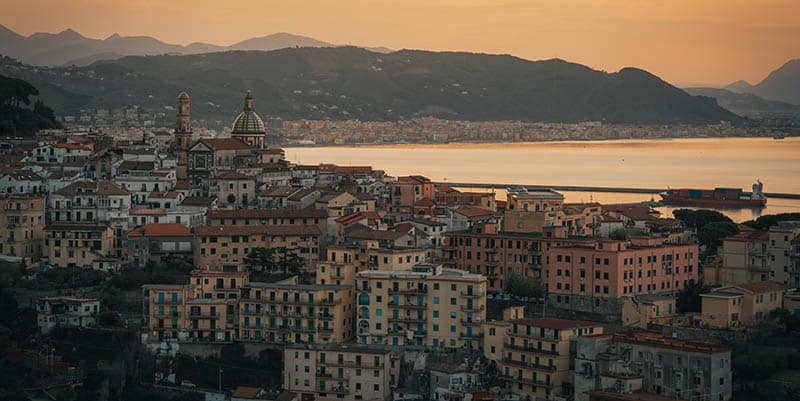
498,318,604,401
574,330,732,401
48,180,132,248
284,344,399,401
231,91,267,149
430,361,483,401
36,296,100,334
355,264,487,348
216,171,257,208
0,194,45,264
388,176,435,213
127,223,193,267
620,295,679,328
187,138,257,193
193,225,322,269
44,224,117,270
699,281,792,328
545,237,698,314
173,92,194,180
143,268,354,345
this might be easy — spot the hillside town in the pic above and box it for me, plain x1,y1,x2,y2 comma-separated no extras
1,91,799,401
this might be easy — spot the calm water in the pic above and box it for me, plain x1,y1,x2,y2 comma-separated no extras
285,138,800,222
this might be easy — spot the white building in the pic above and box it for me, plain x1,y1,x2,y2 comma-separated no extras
36,296,100,334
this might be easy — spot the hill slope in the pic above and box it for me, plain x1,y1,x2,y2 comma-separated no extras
725,59,800,105
0,47,738,124
0,74,61,135
684,87,799,115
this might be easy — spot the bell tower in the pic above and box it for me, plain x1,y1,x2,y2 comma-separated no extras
174,92,193,180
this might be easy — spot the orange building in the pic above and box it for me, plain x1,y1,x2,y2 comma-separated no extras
193,225,322,269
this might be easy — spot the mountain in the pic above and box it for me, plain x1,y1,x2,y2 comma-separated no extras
0,47,738,125
0,24,380,67
684,87,799,115
725,59,800,105
0,74,61,136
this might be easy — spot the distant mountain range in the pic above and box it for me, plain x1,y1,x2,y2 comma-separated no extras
0,24,390,66
722,59,800,105
683,87,799,115
0,46,738,124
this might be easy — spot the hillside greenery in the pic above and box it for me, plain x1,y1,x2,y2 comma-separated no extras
0,74,61,136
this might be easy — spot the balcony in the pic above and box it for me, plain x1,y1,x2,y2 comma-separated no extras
188,311,219,319
459,319,481,326
317,325,335,333
315,371,333,379
388,316,426,324
460,304,485,312
318,313,335,320
502,357,557,372
153,298,181,304
330,272,346,280
389,287,428,295
498,375,553,388
459,290,484,298
389,301,427,309
321,386,350,395
459,332,483,340
317,298,342,306
504,342,560,356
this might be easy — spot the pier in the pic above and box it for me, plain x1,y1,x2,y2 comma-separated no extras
435,182,800,200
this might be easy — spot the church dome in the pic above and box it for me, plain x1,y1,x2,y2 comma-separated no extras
231,90,266,135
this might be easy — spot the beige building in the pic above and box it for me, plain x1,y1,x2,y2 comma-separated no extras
700,281,792,329
483,306,525,363
355,264,487,348
284,344,399,401
44,224,117,270
216,171,257,209
193,225,322,269
143,267,353,344
499,318,603,401
0,194,45,264
621,295,679,328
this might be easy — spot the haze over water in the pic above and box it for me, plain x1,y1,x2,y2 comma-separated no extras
286,137,800,222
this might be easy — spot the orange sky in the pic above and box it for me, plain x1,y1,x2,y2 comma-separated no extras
1,0,798,86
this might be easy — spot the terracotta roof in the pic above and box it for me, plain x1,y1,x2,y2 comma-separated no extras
193,225,321,236
148,191,181,199
612,329,729,354
336,212,367,225
414,197,435,207
347,227,408,241
262,186,299,197
53,180,130,196
53,143,92,151
232,386,263,399
118,161,155,171
181,196,215,207
130,208,166,215
509,317,600,330
174,181,191,190
412,218,445,226
260,148,284,155
722,230,769,242
45,223,110,232
399,175,431,184
454,207,498,219
207,208,327,219
585,391,690,401
287,188,318,201
217,171,254,180
197,138,253,151
720,281,793,294
128,223,191,237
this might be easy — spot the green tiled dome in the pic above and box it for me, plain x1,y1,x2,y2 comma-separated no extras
232,110,265,134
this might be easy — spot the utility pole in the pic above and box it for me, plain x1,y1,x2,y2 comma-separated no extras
218,367,223,392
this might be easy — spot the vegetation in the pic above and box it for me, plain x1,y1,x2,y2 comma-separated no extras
504,273,544,300
244,246,305,277
697,221,739,250
742,213,800,230
675,280,708,313
0,48,738,124
673,209,739,259
672,209,733,229
609,228,628,240
0,74,61,135
172,343,282,390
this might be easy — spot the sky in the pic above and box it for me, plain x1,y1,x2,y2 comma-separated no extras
1,0,798,86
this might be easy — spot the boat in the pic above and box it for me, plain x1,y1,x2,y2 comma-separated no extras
660,181,767,208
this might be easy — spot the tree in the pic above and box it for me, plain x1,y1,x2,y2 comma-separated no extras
609,228,628,240
504,273,544,300
697,221,739,250
226,194,236,204
672,209,732,230
742,213,800,230
675,280,706,313
244,247,277,272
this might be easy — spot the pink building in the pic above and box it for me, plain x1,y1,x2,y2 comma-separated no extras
389,175,435,213
544,237,698,313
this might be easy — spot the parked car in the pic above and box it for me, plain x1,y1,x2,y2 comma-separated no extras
180,380,196,388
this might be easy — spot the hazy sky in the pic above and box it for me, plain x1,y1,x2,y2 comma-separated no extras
2,0,798,85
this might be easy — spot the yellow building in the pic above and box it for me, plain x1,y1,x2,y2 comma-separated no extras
193,225,321,269
284,344,399,401
621,295,678,328
143,267,353,344
216,171,256,209
44,224,117,270
499,318,603,401
355,264,487,348
700,281,792,328
0,194,45,264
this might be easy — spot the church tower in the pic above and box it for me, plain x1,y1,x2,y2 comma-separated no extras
174,92,193,180
231,90,266,149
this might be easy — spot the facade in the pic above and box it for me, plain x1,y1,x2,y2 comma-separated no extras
284,344,399,401
36,296,100,334
545,237,698,313
620,295,679,328
44,224,117,270
48,180,132,249
574,330,732,401
430,362,482,401
498,318,604,401
193,225,322,269
355,264,487,348
216,171,257,208
699,281,792,328
142,268,354,345
127,223,193,267
0,194,45,263
187,138,257,193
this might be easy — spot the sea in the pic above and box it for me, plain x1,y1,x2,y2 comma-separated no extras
284,137,800,222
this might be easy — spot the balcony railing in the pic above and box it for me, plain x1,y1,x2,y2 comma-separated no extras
388,316,426,324
188,311,219,319
389,287,428,295
459,290,484,298
502,357,557,372
504,342,560,356
460,304,485,312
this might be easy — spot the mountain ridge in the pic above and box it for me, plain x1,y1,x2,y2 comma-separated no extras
724,59,800,105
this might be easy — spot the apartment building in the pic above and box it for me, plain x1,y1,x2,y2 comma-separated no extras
502,188,601,237
430,362,482,401
0,194,45,263
44,224,117,270
238,280,354,344
193,225,322,269
545,237,698,314
355,264,487,348
705,222,800,286
499,318,604,401
699,281,792,328
216,171,256,208
574,330,732,401
284,344,399,401
36,296,100,334
143,268,354,345
388,176,435,213
48,180,132,249
127,223,193,267
443,223,584,291
206,209,328,244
